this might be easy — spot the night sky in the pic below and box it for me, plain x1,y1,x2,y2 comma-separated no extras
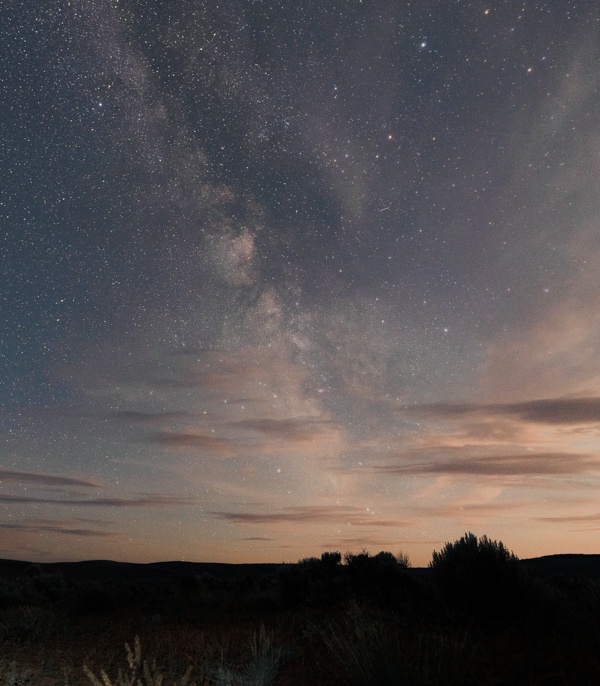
2,1,599,566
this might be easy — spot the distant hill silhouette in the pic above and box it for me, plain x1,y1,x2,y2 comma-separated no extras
0,558,282,584
521,554,600,579
0,553,599,584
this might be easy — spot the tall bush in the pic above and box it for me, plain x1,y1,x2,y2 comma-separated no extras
429,532,530,624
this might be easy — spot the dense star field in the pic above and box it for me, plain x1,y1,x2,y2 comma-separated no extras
1,1,599,566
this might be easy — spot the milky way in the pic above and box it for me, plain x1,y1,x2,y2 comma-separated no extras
2,1,600,565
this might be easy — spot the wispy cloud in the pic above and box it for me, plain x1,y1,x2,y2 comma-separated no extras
211,505,408,527
152,348,306,396
420,501,532,517
110,410,190,424
0,469,99,488
147,430,236,456
369,452,599,477
536,513,600,523
229,417,339,442
0,494,195,507
237,536,274,541
402,397,600,425
0,522,116,537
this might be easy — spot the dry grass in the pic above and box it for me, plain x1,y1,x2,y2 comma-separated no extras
0,607,341,686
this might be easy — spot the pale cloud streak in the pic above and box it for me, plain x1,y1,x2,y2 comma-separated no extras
0,522,117,537
0,494,196,507
369,452,600,477
402,397,600,425
0,469,99,488
211,505,408,528
148,430,237,457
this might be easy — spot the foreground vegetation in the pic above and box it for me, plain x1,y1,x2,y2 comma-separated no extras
1,534,600,684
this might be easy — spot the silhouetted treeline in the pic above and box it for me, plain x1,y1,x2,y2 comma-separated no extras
1,535,599,626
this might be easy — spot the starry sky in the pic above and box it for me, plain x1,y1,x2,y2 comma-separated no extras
2,0,600,566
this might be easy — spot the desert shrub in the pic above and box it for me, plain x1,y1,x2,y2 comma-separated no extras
0,604,62,641
277,561,311,607
0,578,23,610
278,555,346,607
176,572,220,595
278,550,423,611
343,550,419,611
321,551,342,567
67,582,122,616
196,573,225,597
546,575,600,612
85,629,289,686
241,574,282,612
239,624,290,686
84,635,197,686
0,656,35,685
29,569,67,603
429,532,533,624
396,551,411,569
4,568,68,609
3,576,46,608
319,601,476,686
344,549,409,574
206,625,291,686
172,573,226,609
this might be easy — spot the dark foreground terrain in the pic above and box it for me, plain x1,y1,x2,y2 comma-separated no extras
1,536,599,685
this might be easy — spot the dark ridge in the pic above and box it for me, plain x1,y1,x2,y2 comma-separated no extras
0,553,599,584
0,557,284,583
521,553,600,579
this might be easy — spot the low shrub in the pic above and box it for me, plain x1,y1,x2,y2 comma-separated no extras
343,550,420,612
84,627,289,686
0,604,63,641
319,601,476,686
66,582,122,616
29,569,67,603
277,555,346,608
84,635,197,686
0,656,35,686
0,578,23,610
